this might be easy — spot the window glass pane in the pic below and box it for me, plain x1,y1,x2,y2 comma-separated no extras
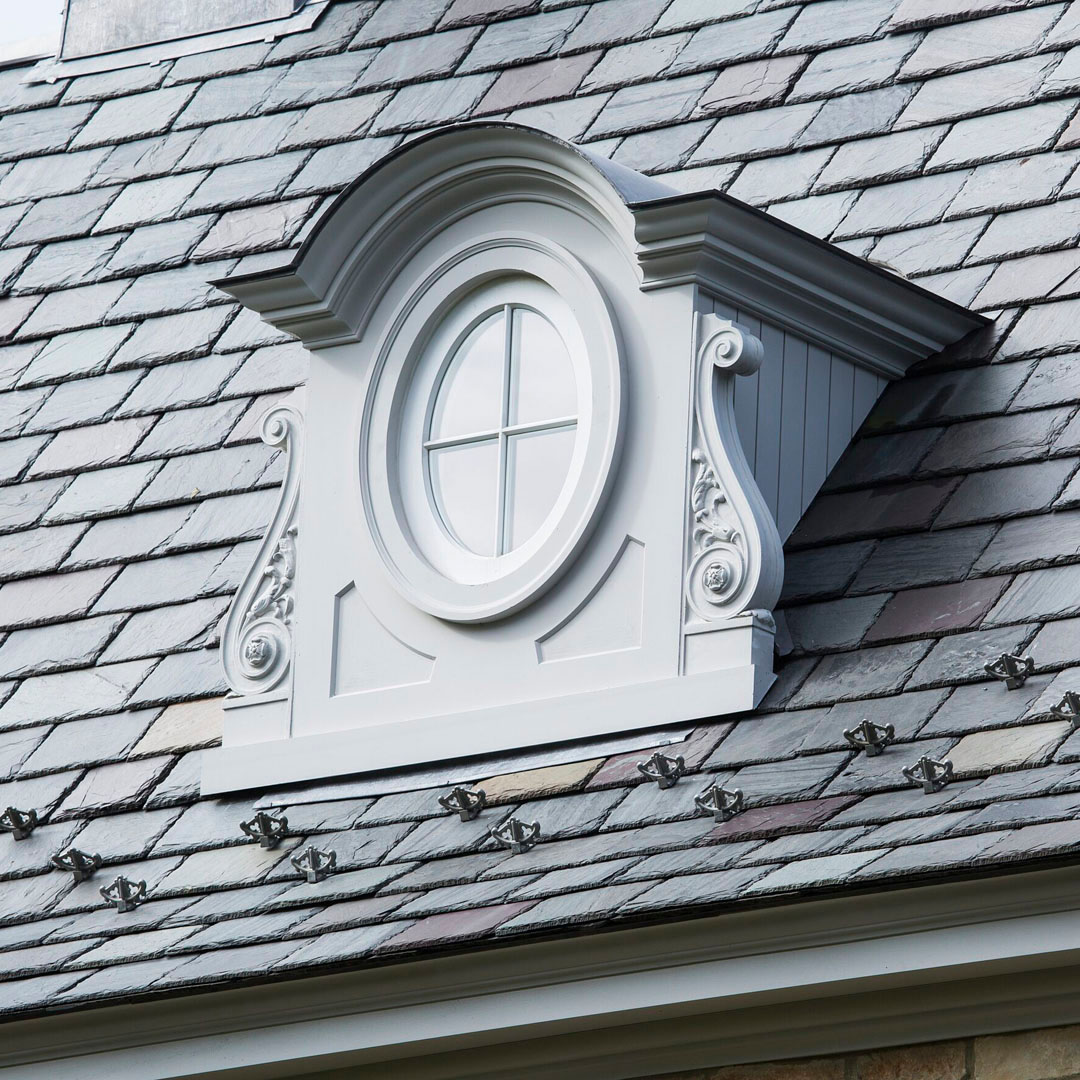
430,310,505,440
504,425,576,551
429,440,500,556
509,309,576,426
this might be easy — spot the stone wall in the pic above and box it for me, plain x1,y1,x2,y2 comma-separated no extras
658,1023,1080,1080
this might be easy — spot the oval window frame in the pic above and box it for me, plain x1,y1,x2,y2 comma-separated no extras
361,235,624,623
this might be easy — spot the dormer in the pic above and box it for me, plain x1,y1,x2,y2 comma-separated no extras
203,124,985,794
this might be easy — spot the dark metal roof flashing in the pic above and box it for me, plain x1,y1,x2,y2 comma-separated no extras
60,0,308,59
26,0,323,83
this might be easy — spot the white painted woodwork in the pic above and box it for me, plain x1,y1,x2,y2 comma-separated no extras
205,125,985,794
717,297,888,542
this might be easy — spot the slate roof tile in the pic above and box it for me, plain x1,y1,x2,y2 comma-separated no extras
0,434,48,485
25,417,154,479
987,561,1080,623
127,647,228,706
779,539,875,604
13,233,121,290
584,71,713,137
173,69,288,131
190,197,318,260
0,526,86,592
285,135,400,196
21,709,155,775
371,73,497,132
23,371,144,435
178,115,303,174
899,53,1065,129
16,280,132,341
814,124,946,193
902,5,1065,80
782,593,889,654
791,33,922,101
907,623,1039,692
281,893,404,935
826,737,956,796
800,84,919,150
479,51,600,113
17,325,132,388
0,726,48,780
0,343,42,389
0,971,86,1014
274,0,379,60
618,864,769,912
42,461,160,524
92,130,201,188
143,749,204,809
968,200,1080,265
788,477,959,546
349,1,443,44
90,548,234,613
130,698,222,757
71,85,197,150
0,820,84,880
0,296,41,344
0,614,126,680
833,167,971,239
100,597,227,665
92,173,208,235
1028,614,1080,667
933,457,1076,527
58,61,169,106
71,926,197,967
155,841,299,895
580,34,690,93
271,920,405,970
134,443,279,510
0,247,32,292
0,477,72,533
63,505,192,569
0,104,97,162
849,525,994,595
728,146,836,204
117,357,242,419
787,640,932,707
106,217,214,276
975,249,1080,309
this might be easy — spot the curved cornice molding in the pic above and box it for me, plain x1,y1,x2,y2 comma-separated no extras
212,123,676,349
212,123,986,374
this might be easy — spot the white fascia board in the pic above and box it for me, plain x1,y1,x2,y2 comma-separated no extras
631,193,988,379
6,864,1080,1079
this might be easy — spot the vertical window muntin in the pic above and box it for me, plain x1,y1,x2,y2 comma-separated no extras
424,302,578,558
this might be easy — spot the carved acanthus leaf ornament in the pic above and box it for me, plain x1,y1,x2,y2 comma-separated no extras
222,404,303,695
684,316,784,624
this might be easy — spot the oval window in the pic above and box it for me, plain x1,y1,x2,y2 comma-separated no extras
362,239,622,623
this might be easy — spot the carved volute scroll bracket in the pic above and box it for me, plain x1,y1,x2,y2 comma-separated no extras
684,315,784,625
222,404,304,696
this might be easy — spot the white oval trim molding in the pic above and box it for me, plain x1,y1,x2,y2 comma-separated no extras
361,234,624,623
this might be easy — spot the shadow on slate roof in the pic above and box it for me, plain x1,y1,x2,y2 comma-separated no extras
4,0,1080,1019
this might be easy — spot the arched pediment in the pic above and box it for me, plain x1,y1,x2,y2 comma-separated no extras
217,123,676,349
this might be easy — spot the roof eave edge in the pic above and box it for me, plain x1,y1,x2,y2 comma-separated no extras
5,862,1080,1078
